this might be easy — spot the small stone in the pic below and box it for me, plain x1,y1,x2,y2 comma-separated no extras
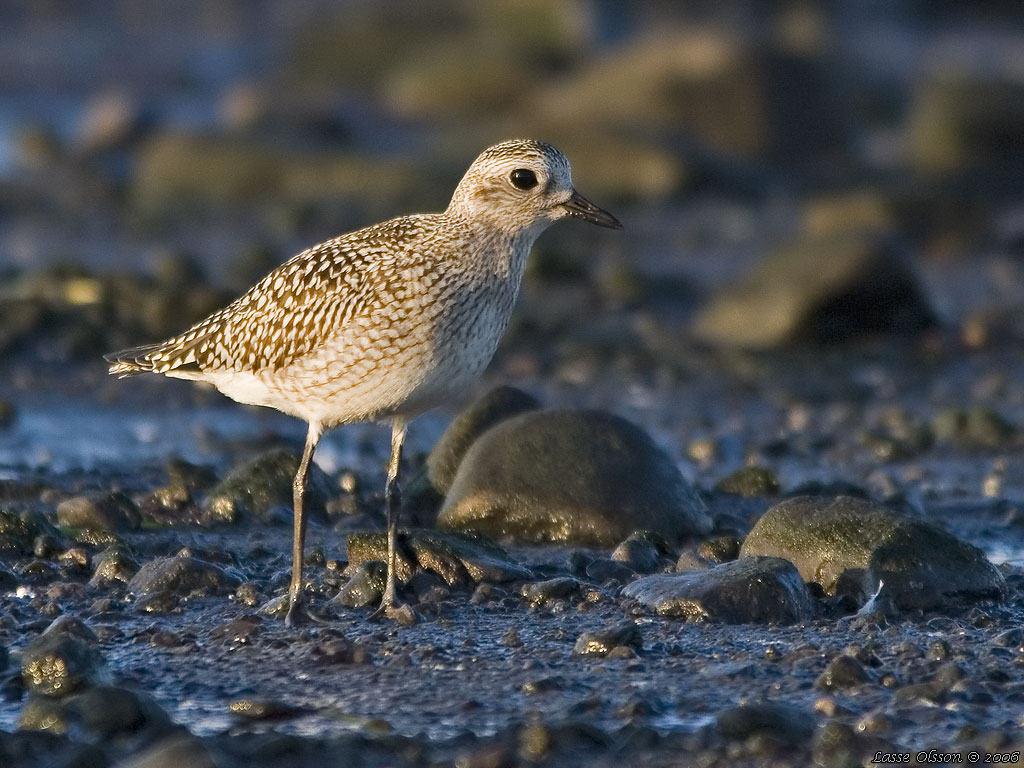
572,621,642,657
927,640,950,661
500,626,523,648
17,694,68,733
674,550,715,572
611,534,662,574
693,233,935,348
521,577,583,607
714,466,780,496
697,536,741,563
64,685,173,738
469,583,504,605
210,615,261,645
346,529,531,587
229,698,306,720
234,582,263,607
522,675,565,695
716,701,814,746
740,495,1006,610
89,545,139,588
811,721,864,768
134,591,180,614
206,447,333,523
932,406,1017,449
57,492,141,532
332,561,387,608
165,458,218,490
311,637,362,665
815,655,871,690
0,506,65,555
128,555,240,598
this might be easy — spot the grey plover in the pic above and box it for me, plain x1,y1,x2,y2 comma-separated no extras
105,139,622,624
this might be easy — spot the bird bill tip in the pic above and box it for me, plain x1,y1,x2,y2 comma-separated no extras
561,190,623,229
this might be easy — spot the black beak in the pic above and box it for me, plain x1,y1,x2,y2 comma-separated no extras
561,189,623,229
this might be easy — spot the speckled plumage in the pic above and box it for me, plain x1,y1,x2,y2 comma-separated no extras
105,139,621,623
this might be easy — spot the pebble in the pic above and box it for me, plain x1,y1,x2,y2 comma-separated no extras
0,506,64,555
89,545,140,588
815,654,872,690
716,701,815,745
57,492,141,532
521,577,583,607
611,534,663,574
714,466,781,496
572,621,642,657
332,561,386,608
346,528,531,588
128,555,241,598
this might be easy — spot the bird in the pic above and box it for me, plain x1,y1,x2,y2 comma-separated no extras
105,139,622,625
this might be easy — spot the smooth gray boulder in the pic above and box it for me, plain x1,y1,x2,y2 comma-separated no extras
404,386,541,520
437,409,711,546
740,495,1006,610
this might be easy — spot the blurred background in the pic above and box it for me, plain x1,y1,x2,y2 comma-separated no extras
2,0,1024,378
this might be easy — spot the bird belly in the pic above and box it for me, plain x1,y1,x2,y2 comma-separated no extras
203,280,515,428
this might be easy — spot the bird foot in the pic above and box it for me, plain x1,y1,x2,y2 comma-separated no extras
259,593,329,627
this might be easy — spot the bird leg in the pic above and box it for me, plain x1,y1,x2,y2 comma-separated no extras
376,418,406,615
285,422,321,627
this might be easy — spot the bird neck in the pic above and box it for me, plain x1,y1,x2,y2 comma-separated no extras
441,210,541,282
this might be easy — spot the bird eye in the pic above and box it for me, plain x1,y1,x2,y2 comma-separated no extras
509,168,538,190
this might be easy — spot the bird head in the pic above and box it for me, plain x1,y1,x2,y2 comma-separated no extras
448,139,622,237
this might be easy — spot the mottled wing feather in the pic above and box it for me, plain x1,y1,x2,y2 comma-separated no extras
105,217,429,378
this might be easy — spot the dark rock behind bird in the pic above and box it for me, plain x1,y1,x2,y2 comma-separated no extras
437,409,711,546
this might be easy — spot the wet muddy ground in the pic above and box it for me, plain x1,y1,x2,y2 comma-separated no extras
3,337,1024,767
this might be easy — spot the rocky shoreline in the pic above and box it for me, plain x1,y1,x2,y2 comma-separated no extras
2,377,1024,767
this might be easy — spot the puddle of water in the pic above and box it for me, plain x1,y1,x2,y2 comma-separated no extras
0,400,448,475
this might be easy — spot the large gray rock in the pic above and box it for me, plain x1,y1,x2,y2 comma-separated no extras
437,409,711,546
404,386,541,520
740,495,1006,610
692,233,935,348
621,556,816,624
